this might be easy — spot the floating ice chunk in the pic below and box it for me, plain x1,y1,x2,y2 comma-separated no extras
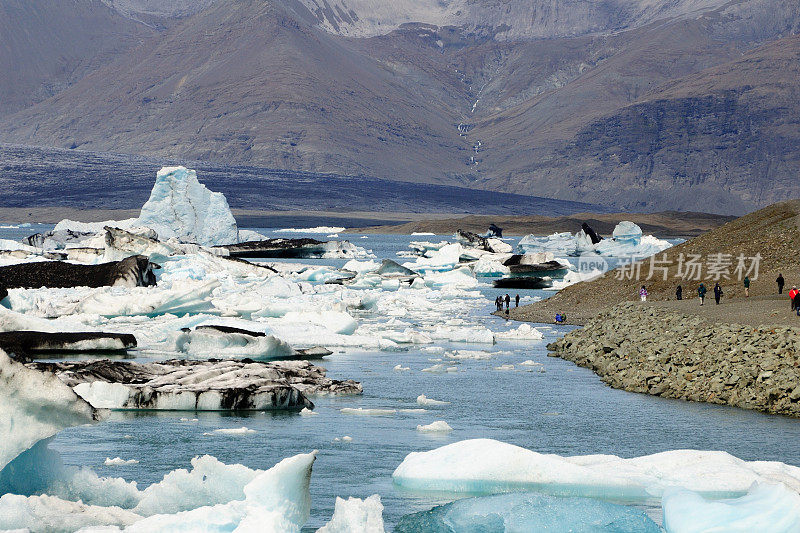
300,408,318,417
281,310,358,335
105,458,140,466
117,451,317,532
0,351,99,472
429,325,494,344
393,365,410,371
417,421,453,433
417,395,450,406
277,227,346,234
423,267,478,289
494,324,544,341
317,494,385,533
494,364,515,371
237,229,267,242
545,269,605,291
519,360,543,367
137,166,239,246
171,326,295,360
612,221,642,244
340,408,396,416
204,427,256,436
421,364,458,373
395,492,659,533
662,483,800,533
392,439,800,499
445,350,510,360
471,256,510,277
0,493,141,532
342,259,380,273
421,346,444,355
403,243,463,273
411,232,435,236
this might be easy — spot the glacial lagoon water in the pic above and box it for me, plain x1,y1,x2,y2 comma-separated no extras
5,228,800,530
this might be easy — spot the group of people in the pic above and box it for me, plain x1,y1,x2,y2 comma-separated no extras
494,293,520,315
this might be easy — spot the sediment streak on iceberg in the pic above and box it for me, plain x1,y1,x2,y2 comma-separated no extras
27,359,362,411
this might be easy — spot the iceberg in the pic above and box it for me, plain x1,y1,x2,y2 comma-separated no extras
0,350,101,473
395,492,660,533
137,166,239,246
28,358,362,411
662,483,800,533
316,495,385,533
392,439,800,500
517,222,673,258
416,421,453,433
171,325,295,360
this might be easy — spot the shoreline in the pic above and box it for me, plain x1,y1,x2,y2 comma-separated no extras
546,302,800,417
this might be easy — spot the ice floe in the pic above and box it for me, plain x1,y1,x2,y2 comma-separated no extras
316,494,385,533
416,421,453,433
392,439,800,500
28,358,361,411
416,394,450,406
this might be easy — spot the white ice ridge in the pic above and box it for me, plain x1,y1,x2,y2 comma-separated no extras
0,350,100,472
392,439,800,501
137,166,239,246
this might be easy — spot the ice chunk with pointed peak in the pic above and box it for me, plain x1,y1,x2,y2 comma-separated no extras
0,351,100,473
662,483,800,533
137,166,239,246
395,492,659,533
392,439,800,500
317,495,385,533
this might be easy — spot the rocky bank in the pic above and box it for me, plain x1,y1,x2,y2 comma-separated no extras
547,302,800,417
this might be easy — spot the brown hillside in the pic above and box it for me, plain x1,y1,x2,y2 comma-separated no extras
512,200,800,324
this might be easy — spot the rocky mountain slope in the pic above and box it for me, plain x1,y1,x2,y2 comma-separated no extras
0,0,799,214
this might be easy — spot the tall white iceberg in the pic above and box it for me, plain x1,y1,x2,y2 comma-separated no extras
137,166,239,246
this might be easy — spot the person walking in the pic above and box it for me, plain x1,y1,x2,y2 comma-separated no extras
714,282,723,305
639,285,648,302
504,294,510,315
515,294,520,308
777,273,785,294
676,285,682,300
743,276,750,297
790,286,799,312
698,283,707,305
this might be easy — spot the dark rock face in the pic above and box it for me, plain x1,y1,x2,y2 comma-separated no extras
220,238,329,258
0,255,156,289
0,331,136,360
548,303,800,417
0,285,6,301
581,222,602,244
493,277,553,289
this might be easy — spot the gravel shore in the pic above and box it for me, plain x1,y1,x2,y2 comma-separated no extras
547,302,800,417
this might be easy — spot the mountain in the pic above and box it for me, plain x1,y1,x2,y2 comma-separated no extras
0,0,798,214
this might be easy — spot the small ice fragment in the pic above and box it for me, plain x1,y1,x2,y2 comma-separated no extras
421,364,458,373
393,364,410,371
495,364,515,371
204,427,256,436
417,421,453,433
417,394,450,406
340,408,397,416
300,407,318,416
104,457,139,466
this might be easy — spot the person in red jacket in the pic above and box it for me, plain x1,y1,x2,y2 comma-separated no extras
789,286,799,312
